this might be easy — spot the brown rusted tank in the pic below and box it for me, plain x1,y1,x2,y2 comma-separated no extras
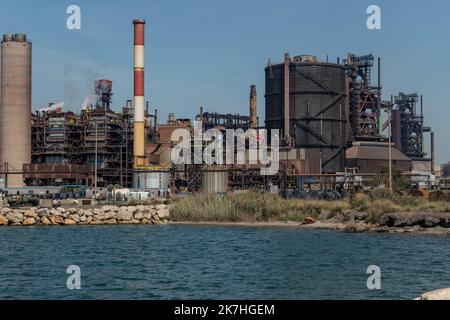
1,34,32,187
265,54,346,173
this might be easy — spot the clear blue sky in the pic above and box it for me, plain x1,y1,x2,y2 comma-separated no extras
1,0,449,163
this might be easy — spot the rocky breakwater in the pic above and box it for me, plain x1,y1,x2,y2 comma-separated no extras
377,212,450,228
0,205,171,227
342,211,450,235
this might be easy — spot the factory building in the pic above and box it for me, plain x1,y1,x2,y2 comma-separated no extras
346,142,412,173
264,52,418,176
0,21,438,197
28,83,134,187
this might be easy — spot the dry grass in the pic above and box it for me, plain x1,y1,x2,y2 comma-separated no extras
170,189,450,224
420,201,450,213
170,192,349,223
367,199,402,223
350,188,450,223
350,193,370,212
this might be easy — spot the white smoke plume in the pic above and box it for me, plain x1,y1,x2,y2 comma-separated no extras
81,94,97,110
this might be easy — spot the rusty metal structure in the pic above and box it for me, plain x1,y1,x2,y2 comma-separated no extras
82,108,133,187
95,79,113,111
30,103,134,187
31,111,84,164
23,163,93,186
1,34,32,187
1,18,433,194
392,93,431,160
265,54,346,173
343,54,382,143
249,85,258,129
197,109,251,131
31,114,45,164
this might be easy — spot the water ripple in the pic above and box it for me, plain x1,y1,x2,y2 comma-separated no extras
1,225,450,299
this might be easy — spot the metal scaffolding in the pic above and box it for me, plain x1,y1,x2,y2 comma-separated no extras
31,111,84,164
30,107,133,187
95,80,113,111
197,110,251,131
393,92,430,159
344,53,382,142
82,108,133,187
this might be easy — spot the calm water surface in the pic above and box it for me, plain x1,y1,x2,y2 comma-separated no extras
0,225,449,299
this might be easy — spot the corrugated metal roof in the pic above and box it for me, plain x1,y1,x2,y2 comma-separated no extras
346,142,411,161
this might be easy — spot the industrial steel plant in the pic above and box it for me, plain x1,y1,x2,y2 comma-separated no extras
0,19,445,204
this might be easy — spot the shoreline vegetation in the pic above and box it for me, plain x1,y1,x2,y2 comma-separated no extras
170,190,450,236
2,190,450,236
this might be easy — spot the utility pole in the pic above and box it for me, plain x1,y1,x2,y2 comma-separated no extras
388,96,393,192
94,119,98,193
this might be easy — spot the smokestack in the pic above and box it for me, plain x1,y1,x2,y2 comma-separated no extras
1,33,32,187
249,85,257,129
284,53,290,144
133,19,146,168
420,95,423,118
199,106,204,121
154,109,158,133
377,57,382,135
431,131,435,174
377,57,381,90
126,99,132,111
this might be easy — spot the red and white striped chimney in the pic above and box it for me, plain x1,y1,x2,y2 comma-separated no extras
133,19,146,168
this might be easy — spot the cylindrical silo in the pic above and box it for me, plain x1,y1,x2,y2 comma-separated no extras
133,171,170,190
202,166,228,194
265,54,346,172
1,33,32,187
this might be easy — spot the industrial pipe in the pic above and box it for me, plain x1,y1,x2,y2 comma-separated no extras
154,109,158,133
431,131,435,174
249,85,257,129
284,53,290,144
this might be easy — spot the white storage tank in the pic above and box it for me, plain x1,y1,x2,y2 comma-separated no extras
133,171,170,190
